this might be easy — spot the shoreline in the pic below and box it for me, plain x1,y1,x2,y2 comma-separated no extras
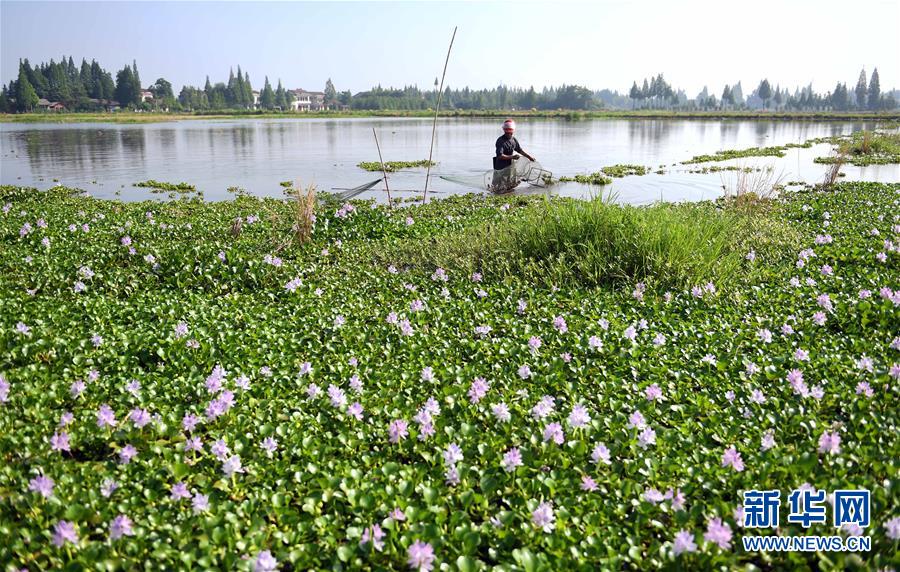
3,109,899,125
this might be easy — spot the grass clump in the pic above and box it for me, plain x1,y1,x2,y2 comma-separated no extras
814,130,900,166
682,146,788,164
358,160,435,172
387,195,798,289
558,173,613,185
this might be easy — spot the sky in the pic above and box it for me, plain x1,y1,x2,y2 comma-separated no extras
2,0,899,97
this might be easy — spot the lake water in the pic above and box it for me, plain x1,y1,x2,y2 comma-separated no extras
1,118,898,203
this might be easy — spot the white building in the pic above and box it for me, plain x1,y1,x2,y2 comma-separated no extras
289,89,327,112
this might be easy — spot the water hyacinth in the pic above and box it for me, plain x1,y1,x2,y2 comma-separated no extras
52,520,78,548
29,474,54,498
361,524,385,552
407,540,435,571
531,501,556,533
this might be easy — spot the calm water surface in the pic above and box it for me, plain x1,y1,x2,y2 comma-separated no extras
1,118,897,203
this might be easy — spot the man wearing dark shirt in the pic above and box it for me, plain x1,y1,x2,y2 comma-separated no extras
492,119,535,191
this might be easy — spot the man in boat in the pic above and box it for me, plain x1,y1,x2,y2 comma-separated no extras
492,119,536,192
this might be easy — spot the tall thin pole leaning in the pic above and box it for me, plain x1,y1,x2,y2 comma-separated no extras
372,128,393,208
423,26,457,204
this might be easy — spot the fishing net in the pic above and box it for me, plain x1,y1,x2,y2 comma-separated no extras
440,159,553,194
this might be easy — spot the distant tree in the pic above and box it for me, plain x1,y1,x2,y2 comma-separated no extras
274,79,287,110
854,68,867,110
47,60,72,103
115,65,135,107
261,76,275,109
629,81,640,109
243,71,253,108
0,86,10,113
721,84,734,106
151,78,175,109
16,65,39,111
868,68,880,110
773,85,783,109
131,60,142,106
830,82,849,111
757,79,772,109
338,90,351,106
324,78,337,106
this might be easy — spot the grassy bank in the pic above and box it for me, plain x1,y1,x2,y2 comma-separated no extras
0,182,897,570
3,109,899,124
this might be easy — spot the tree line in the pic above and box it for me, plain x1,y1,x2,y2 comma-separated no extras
2,56,896,113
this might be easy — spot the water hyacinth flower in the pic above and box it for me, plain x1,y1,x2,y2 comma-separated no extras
119,444,138,464
235,375,251,390
59,411,74,426
672,530,698,555
623,325,637,341
567,404,591,428
182,413,200,432
644,487,665,504
560,352,572,362
306,383,321,400
704,518,733,550
96,404,117,428
749,389,766,404
389,419,409,443
517,299,527,314
101,479,119,498
652,333,666,347
761,430,776,451
468,377,489,403
192,492,210,514
855,381,874,398
333,315,345,328
543,422,564,445
627,410,646,430
588,336,602,351
518,365,532,380
52,520,78,547
15,322,31,336
812,311,827,326
171,482,191,500
130,408,151,429
553,315,568,334
721,446,744,471
818,431,841,455
50,431,70,452
443,443,463,466
125,379,141,395
261,437,278,456
725,390,735,402
531,501,556,533
73,280,86,293
502,447,523,472
757,328,772,343
492,402,511,423
580,475,599,492
361,524,385,552
390,507,406,521
885,517,900,541
206,365,227,393
474,324,492,336
0,374,8,403
29,474,54,498
420,367,434,382
222,455,244,477
644,384,663,401
327,384,347,408
211,439,230,460
431,267,448,282
794,348,810,361
109,515,135,540
637,427,657,449
531,395,555,420
407,540,435,571
592,442,612,465
348,402,364,420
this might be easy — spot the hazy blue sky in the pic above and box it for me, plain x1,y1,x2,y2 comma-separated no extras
2,0,898,96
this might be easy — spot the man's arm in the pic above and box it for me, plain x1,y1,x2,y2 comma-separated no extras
497,142,519,161
514,140,535,162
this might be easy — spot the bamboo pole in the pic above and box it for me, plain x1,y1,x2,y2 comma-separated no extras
372,128,393,208
423,26,457,204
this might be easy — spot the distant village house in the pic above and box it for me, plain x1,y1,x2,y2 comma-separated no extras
289,89,327,112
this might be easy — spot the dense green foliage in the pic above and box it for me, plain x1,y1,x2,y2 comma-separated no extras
814,131,900,166
557,173,613,185
0,183,898,570
358,160,436,172
600,165,648,178
134,180,197,192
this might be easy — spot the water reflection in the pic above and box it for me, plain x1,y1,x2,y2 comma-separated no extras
1,118,894,203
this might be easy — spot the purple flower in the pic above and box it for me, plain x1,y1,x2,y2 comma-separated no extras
592,442,611,465
52,520,78,547
205,365,226,393
182,413,200,432
588,336,602,350
567,404,591,428
109,514,134,540
348,402,364,420
361,524,385,552
637,427,656,449
222,455,244,477
192,492,209,513
391,507,406,521
886,517,900,541
119,444,138,464
553,315,568,334
389,419,409,444
721,446,744,472
517,299,527,314
644,487,665,503
468,377,489,404
492,402,511,422
16,322,31,335
855,381,874,398
474,324,491,336
623,325,637,341
91,333,103,347
211,439,230,460
812,311,827,325
502,447,523,472
673,530,698,555
761,430,776,451
261,436,278,456
653,333,666,347
96,404,117,428
0,374,8,403
443,443,464,466
101,478,119,497
327,384,347,409
129,408,151,429
420,367,434,382
644,384,663,401
704,517,733,550
818,431,841,455
171,482,191,500
70,380,86,398
50,431,70,452
543,422,564,445
627,410,646,429
306,383,321,400
59,411,74,426
531,501,555,532
581,475,598,492
407,540,435,571
29,474,54,498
